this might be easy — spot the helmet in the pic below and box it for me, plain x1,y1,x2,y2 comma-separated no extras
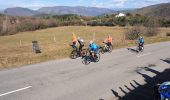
90,41,93,44
159,82,170,98
78,37,80,40
140,36,143,39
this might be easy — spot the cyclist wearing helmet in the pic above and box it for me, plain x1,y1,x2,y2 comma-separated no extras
137,36,144,50
77,37,85,53
159,82,170,100
104,34,113,47
88,41,99,58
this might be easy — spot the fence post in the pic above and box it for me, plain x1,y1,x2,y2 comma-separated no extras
93,32,96,41
20,40,22,46
53,35,56,42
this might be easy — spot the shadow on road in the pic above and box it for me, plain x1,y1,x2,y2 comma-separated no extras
161,58,170,64
127,48,138,53
110,67,170,100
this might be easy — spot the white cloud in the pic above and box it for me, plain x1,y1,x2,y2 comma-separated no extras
0,0,169,9
10,0,58,9
77,0,83,3
91,0,127,8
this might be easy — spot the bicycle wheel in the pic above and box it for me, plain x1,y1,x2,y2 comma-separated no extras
81,49,87,57
141,46,144,52
108,45,113,53
99,46,105,54
94,53,100,62
82,56,91,65
70,50,78,59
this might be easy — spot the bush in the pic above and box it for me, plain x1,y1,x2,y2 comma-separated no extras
166,32,170,36
0,21,2,34
128,16,148,26
144,18,159,36
145,27,159,36
125,25,143,40
160,19,170,27
114,17,127,26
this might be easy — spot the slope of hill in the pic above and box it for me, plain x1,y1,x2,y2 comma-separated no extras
37,6,115,16
2,6,115,17
133,3,170,18
0,9,3,13
3,7,37,16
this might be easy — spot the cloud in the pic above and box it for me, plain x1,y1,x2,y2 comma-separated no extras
126,0,170,8
0,0,169,9
77,0,83,3
3,0,59,9
91,0,127,8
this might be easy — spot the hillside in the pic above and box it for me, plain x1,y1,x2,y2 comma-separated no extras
133,3,170,18
1,6,115,17
38,6,115,16
3,7,37,16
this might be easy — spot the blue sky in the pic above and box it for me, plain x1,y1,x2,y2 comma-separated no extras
0,0,169,10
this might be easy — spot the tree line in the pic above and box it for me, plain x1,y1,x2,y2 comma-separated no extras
0,13,170,36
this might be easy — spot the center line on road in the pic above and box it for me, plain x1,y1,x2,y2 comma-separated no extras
137,53,152,58
0,86,32,97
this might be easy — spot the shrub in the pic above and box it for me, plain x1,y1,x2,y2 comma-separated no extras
145,27,159,36
0,21,2,34
125,25,143,40
114,17,127,26
166,32,170,36
144,18,159,36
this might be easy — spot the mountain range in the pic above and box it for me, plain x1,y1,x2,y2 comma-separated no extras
132,3,170,18
1,6,115,17
1,3,170,18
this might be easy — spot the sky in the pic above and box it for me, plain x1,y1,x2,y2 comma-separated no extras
0,0,169,10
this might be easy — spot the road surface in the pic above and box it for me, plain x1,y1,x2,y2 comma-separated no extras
0,41,170,100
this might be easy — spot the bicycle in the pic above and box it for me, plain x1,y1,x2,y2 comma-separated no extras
136,43,144,53
99,42,113,54
70,44,86,59
82,49,100,65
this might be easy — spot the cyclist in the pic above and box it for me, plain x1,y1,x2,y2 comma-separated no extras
88,41,99,58
72,33,77,50
137,36,144,51
104,34,113,48
159,82,170,100
77,37,85,55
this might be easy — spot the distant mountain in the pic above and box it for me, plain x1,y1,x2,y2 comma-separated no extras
132,3,170,18
37,6,115,16
113,8,136,12
0,9,3,13
3,7,37,16
1,6,115,17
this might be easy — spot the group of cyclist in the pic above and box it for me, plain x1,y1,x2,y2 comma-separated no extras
72,33,145,57
72,33,114,58
71,33,170,100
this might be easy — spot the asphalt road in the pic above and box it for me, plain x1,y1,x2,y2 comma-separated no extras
0,41,170,100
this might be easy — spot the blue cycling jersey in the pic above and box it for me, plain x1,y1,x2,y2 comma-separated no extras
89,43,98,52
138,38,144,44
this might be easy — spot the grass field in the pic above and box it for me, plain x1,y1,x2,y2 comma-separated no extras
0,26,170,68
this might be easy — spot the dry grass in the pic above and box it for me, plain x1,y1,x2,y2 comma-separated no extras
0,26,170,68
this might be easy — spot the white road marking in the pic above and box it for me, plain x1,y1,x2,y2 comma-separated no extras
137,53,152,58
0,86,32,97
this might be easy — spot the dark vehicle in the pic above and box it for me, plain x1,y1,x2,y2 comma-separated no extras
154,82,170,100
